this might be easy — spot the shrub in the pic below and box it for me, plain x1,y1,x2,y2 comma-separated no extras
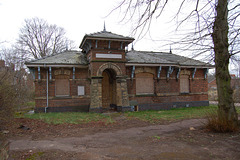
0,70,16,132
205,110,239,132
0,65,34,139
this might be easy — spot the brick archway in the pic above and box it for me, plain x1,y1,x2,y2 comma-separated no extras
97,63,122,77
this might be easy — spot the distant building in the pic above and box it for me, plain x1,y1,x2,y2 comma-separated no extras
208,74,240,90
26,28,213,113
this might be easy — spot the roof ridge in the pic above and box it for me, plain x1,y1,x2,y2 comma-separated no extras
128,50,171,54
86,30,134,39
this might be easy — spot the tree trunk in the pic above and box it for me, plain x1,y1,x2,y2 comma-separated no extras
212,0,238,127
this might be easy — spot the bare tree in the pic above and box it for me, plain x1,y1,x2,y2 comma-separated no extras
16,17,74,59
1,48,27,70
113,0,239,129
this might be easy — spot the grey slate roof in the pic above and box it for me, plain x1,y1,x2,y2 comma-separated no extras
25,50,87,66
80,31,134,49
84,30,134,40
25,49,213,68
126,50,213,67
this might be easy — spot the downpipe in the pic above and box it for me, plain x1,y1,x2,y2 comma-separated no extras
45,69,49,113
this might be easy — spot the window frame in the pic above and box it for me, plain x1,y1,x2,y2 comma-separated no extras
135,72,154,95
180,74,190,94
55,78,70,97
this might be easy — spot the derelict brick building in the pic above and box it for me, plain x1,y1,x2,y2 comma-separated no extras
26,29,213,113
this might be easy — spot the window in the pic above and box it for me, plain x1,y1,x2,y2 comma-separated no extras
136,72,154,94
55,79,69,96
78,86,85,96
180,75,190,93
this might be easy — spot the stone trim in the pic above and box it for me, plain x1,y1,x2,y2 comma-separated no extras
189,92,208,95
35,95,90,100
69,79,90,81
97,62,122,76
135,66,155,75
156,93,179,96
90,78,103,108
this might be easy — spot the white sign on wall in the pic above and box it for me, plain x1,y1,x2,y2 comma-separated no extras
78,86,85,96
96,53,122,59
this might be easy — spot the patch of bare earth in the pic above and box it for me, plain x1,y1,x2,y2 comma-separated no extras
6,116,240,160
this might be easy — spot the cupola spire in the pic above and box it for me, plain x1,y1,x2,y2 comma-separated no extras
103,21,106,32
131,43,134,51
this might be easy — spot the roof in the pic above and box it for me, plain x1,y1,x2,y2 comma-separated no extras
126,50,213,68
25,50,87,67
80,30,134,49
25,50,213,69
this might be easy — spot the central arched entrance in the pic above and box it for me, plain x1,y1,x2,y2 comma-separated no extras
102,69,117,110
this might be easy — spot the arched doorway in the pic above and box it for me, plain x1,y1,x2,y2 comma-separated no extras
102,69,117,110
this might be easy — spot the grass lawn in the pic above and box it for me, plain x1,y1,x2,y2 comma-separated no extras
19,105,240,124
126,105,240,123
22,112,114,125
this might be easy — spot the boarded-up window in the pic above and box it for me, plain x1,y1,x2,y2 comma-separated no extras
136,72,154,94
78,86,85,96
55,79,69,96
180,75,190,93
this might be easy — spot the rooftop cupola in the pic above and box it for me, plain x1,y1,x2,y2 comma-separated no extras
79,28,134,53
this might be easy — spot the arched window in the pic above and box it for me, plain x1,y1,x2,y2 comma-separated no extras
136,72,154,94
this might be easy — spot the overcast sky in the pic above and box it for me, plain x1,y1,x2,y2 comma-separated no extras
0,0,179,52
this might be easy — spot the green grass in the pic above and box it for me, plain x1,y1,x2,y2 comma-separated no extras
19,105,240,124
125,105,240,123
23,112,114,125
25,101,35,107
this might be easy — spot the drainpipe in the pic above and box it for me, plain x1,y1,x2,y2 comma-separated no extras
45,68,49,113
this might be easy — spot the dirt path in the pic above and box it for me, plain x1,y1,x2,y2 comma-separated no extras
8,118,240,160
10,119,202,151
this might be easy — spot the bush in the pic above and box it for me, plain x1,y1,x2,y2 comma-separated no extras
205,110,239,132
0,65,34,140
0,70,16,132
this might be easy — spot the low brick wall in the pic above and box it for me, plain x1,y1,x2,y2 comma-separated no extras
35,105,90,113
0,140,9,160
138,101,209,111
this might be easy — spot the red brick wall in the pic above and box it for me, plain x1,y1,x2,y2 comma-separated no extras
126,66,208,105
34,67,91,109
34,65,208,110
